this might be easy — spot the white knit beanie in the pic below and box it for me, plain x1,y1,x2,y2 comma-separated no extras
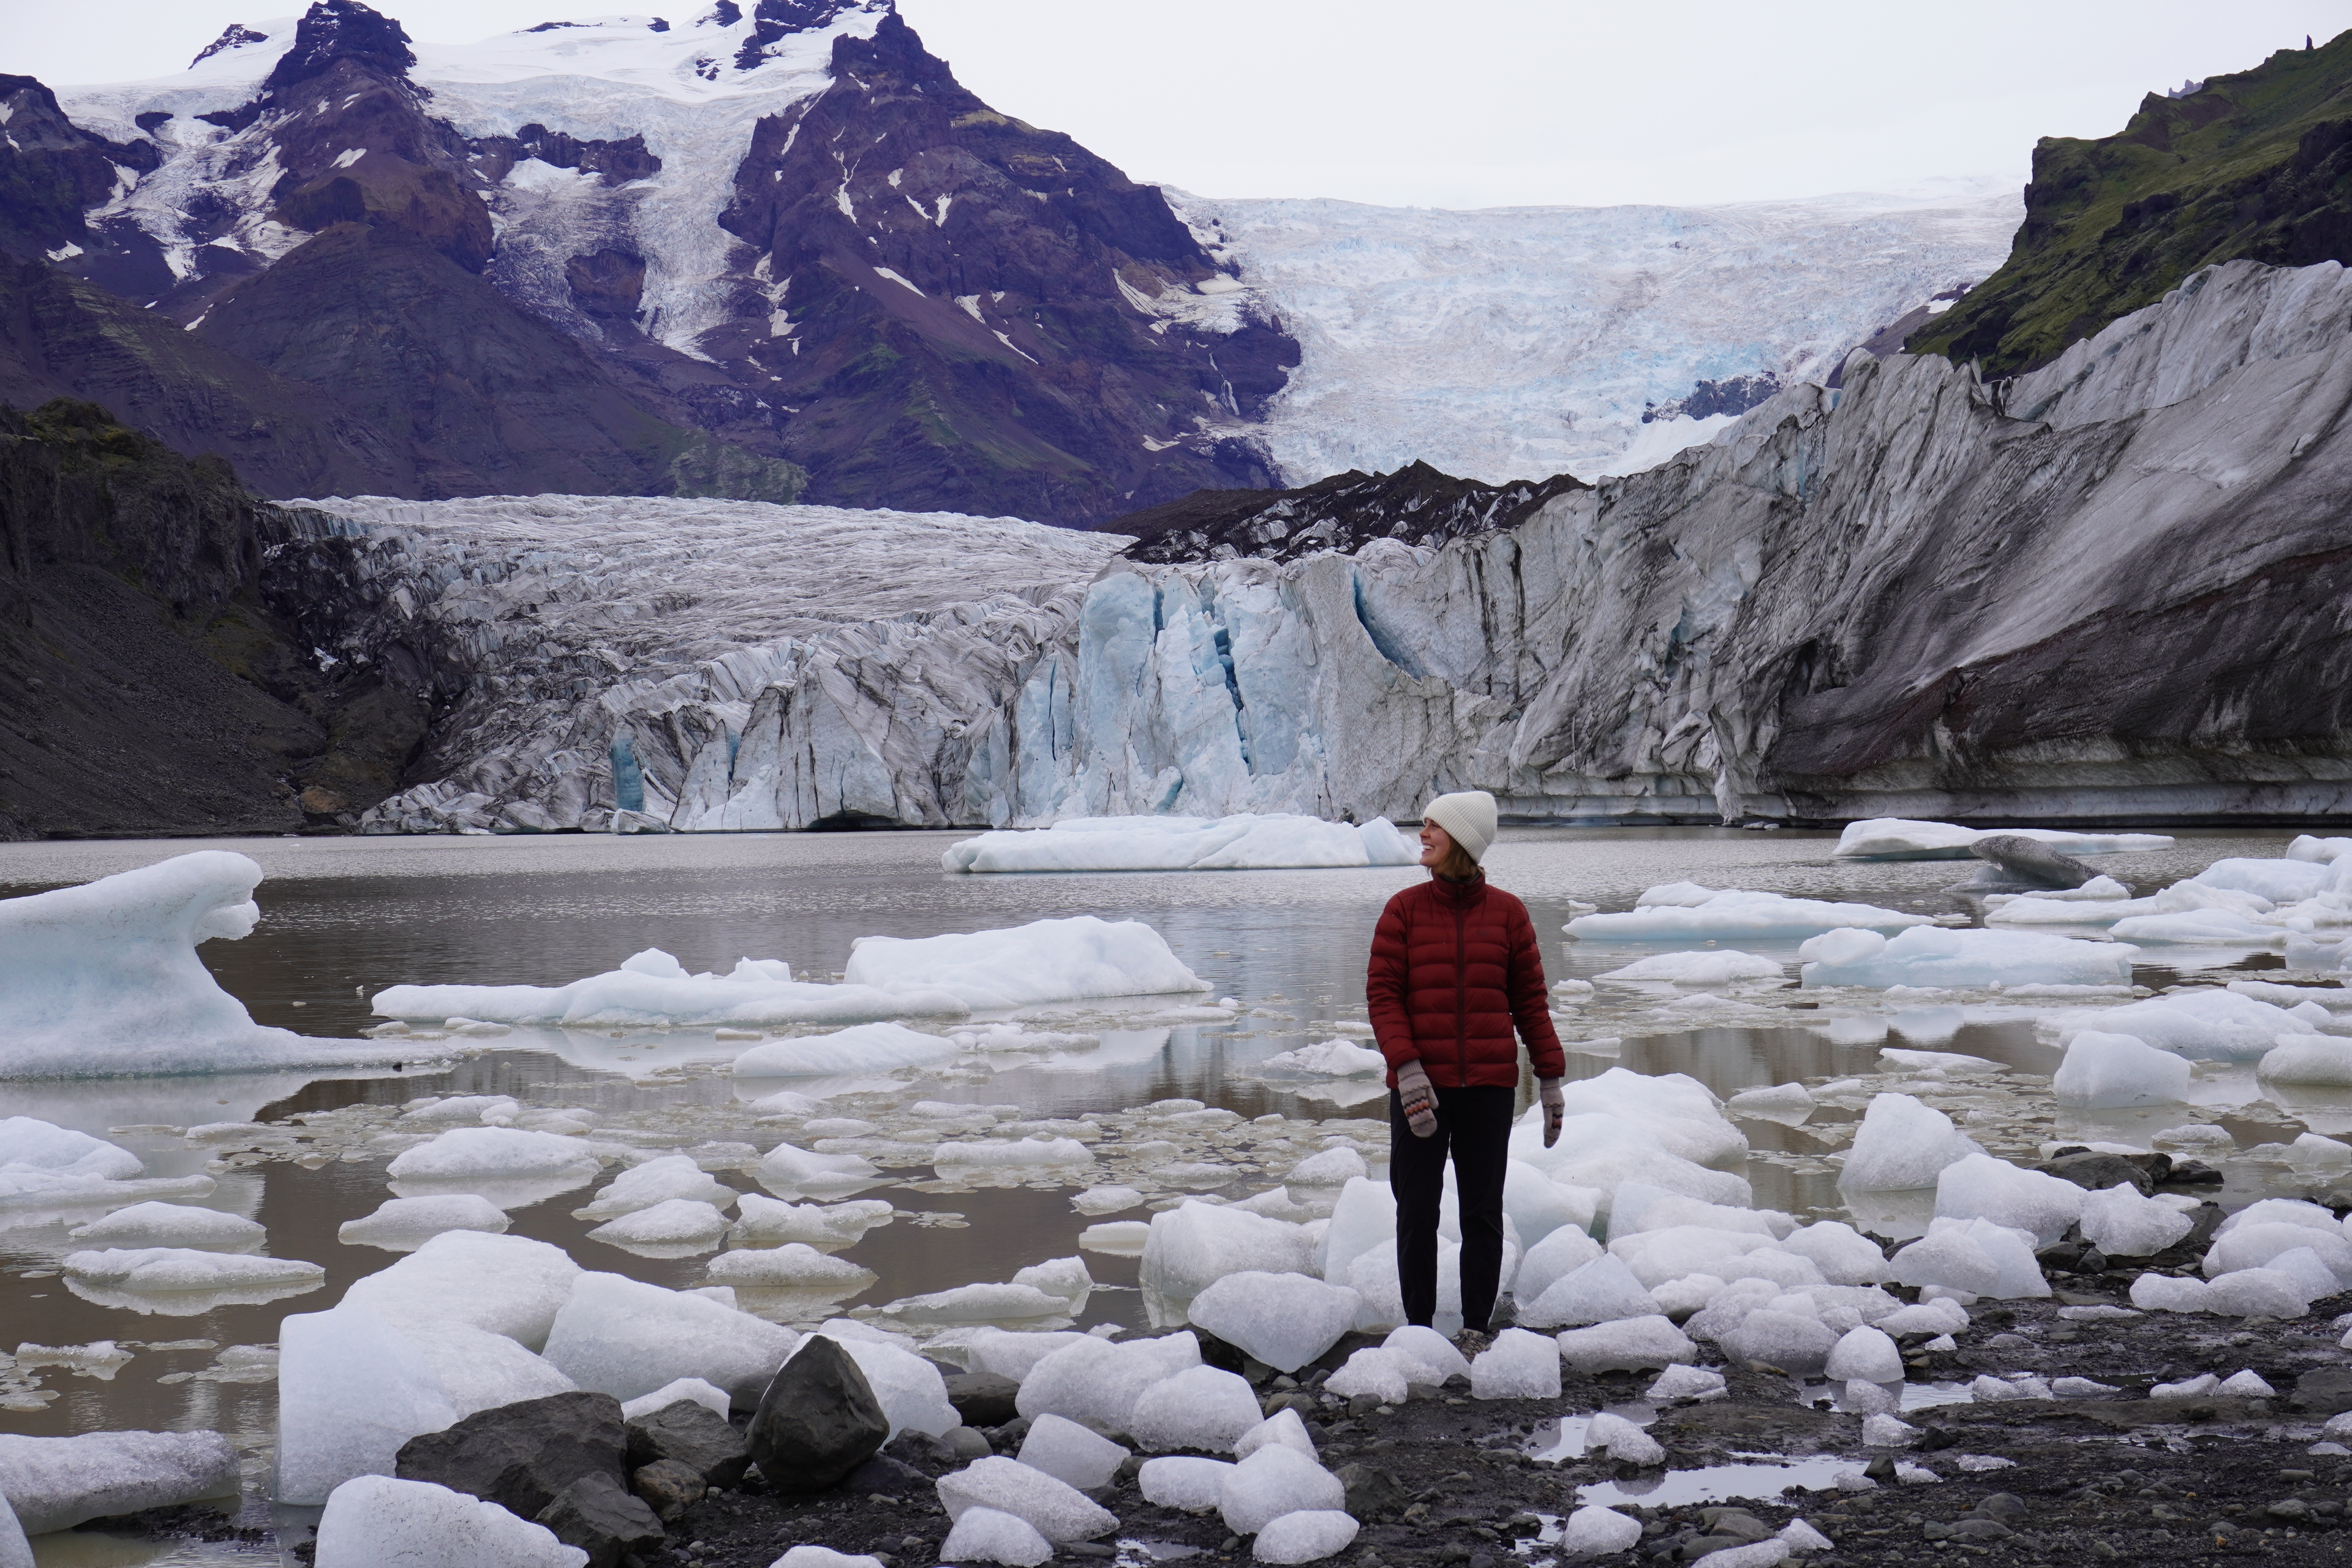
1422,790,1499,862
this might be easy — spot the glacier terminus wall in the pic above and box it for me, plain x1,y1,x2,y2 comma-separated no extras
302,259,2352,834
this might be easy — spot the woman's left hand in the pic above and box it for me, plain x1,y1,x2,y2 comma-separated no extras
1540,1078,1564,1147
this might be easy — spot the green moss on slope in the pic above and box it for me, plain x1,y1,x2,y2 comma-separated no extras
1913,29,2352,375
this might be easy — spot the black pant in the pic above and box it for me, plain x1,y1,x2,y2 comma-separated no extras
1390,1084,1515,1334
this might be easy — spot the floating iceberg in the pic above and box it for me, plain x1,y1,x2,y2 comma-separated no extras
62,1248,323,1295
2052,1031,2192,1107
2056,989,2313,1060
1832,820,2174,861
1256,1039,1388,1077
944,813,1419,872
1569,889,1931,943
0,853,423,1078
731,1023,960,1077
374,948,969,1028
0,1117,213,1212
1838,1095,1983,1192
843,916,1210,1009
1597,951,1784,984
1798,925,2135,988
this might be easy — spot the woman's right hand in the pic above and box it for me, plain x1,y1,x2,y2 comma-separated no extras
1396,1059,1438,1138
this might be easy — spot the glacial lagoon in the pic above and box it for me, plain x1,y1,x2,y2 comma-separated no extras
0,824,2323,1560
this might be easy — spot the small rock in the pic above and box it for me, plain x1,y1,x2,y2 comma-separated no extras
1974,1493,2027,1521
1951,1518,2013,1542
396,1391,627,1520
748,1336,889,1493
844,1453,929,1496
535,1471,667,1568
947,1427,993,1461
625,1400,750,1488
630,1458,704,1521
2268,1498,2313,1522
944,1372,1020,1428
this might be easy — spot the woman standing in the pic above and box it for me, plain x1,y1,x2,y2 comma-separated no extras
1366,790,1566,1351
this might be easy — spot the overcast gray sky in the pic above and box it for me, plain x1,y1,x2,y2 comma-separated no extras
10,0,2341,207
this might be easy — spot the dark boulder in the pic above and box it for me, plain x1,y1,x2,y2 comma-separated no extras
748,1336,889,1493
1335,1463,1408,1518
842,1452,928,1496
394,1390,626,1519
535,1471,667,1568
1970,834,2103,889
2038,1151,2156,1194
624,1400,750,1489
943,1371,1020,1428
2291,1366,2352,1415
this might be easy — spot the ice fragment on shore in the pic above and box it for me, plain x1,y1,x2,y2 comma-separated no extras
0,1428,241,1534
1513,1224,1604,1302
1383,1324,1471,1384
1128,1364,1264,1452
1323,1349,1408,1403
1253,1510,1360,1564
1838,1094,1983,1192
2206,1264,2320,1317
1017,1414,1128,1490
1585,1410,1663,1464
1219,1445,1346,1535
276,1306,459,1504
1140,1455,1234,1510
1556,1315,1697,1373
1934,1155,2084,1246
1889,1218,2047,1299
1017,1333,1201,1431
1236,1409,1319,1461
937,1455,1118,1541
620,1377,731,1422
1861,1413,1918,1447
543,1272,799,1405
342,1232,581,1349
1560,1504,1644,1554
1469,1327,1561,1398
1517,1254,1661,1329
2076,1185,2193,1257
1189,1271,1361,1372
772,1550,885,1568
2207,1222,2352,1284
313,1475,586,1567
938,1506,1052,1566
1140,1200,1316,1303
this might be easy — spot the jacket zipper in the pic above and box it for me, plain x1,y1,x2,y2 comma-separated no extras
1453,884,1468,1082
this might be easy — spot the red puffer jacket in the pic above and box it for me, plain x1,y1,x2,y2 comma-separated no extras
1366,874,1565,1088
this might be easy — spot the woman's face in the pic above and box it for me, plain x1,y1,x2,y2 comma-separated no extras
1419,821,1453,867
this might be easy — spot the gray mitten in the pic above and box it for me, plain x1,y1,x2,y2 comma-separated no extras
1396,1059,1439,1138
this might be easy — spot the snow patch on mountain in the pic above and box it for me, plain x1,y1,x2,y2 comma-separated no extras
1174,187,2022,485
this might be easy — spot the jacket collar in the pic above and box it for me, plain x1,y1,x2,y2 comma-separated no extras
1430,871,1487,905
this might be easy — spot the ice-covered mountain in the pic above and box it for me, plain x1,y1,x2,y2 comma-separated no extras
1175,187,2019,486
303,257,2352,834
10,0,2010,523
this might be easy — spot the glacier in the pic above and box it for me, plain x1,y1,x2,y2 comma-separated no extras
304,256,2352,834
942,814,1419,873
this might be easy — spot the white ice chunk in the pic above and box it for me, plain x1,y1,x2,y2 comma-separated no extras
930,1329,1093,1384
2053,1031,2192,1107
1646,1364,1727,1402
2258,1036,2352,1086
1934,1155,2084,1246
1257,1040,1388,1077
1569,890,1931,941
733,1023,960,1077
879,1281,1060,1322
1889,1218,2048,1299
1188,1271,1361,1373
0,1428,240,1533
844,916,1210,1010
1322,1348,1408,1403
756,1140,883,1196
587,1199,732,1251
804,1332,959,1440
937,1455,1118,1541
313,1475,587,1568
1559,1504,1644,1554
1139,1455,1234,1510
1469,1327,1562,1398
2219,1369,2277,1397
339,1194,511,1250
276,1306,460,1504
1861,1414,1920,1447
1585,1409,1664,1464
384,1127,600,1186
1235,1409,1319,1461
944,814,1418,873
1554,1069,1746,1167
1017,1333,1201,1431
1017,1414,1129,1490
62,1246,322,1294
374,948,967,1030
542,1272,800,1406
1597,951,1783,984
2130,1273,2214,1312
1141,1200,1316,1306
1838,1095,1984,1192
393,1319,576,1420
1799,926,2135,989
1832,820,2171,859
2150,1372,2220,1398
1513,1224,1604,1303
66,1202,263,1251
2207,1224,2352,1285
1128,1364,1265,1453
2077,1184,2193,1257
938,1506,1052,1567
2057,989,2313,1061
1518,1253,1662,1329
1721,1310,1836,1375
1382,1324,1471,1385
342,1232,581,1350
1218,1446,1346,1535
2215,1198,2340,1237
1285,1147,1368,1186
1778,1221,1891,1285
1253,1510,1360,1564
575,1155,736,1218
1823,1325,1902,1384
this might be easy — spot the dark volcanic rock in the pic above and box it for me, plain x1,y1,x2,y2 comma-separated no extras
2039,1152,2158,1195
629,1458,706,1521
1109,459,1590,564
0,399,426,839
840,1452,927,1496
1335,1463,1408,1518
942,1372,1020,1429
0,75,159,265
624,1400,750,1488
713,9,1295,524
535,1471,667,1568
748,1336,889,1493
394,1391,628,1520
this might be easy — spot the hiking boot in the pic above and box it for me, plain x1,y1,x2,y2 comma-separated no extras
1452,1328,1494,1357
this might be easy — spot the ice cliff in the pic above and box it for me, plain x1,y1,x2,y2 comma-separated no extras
320,257,2352,833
